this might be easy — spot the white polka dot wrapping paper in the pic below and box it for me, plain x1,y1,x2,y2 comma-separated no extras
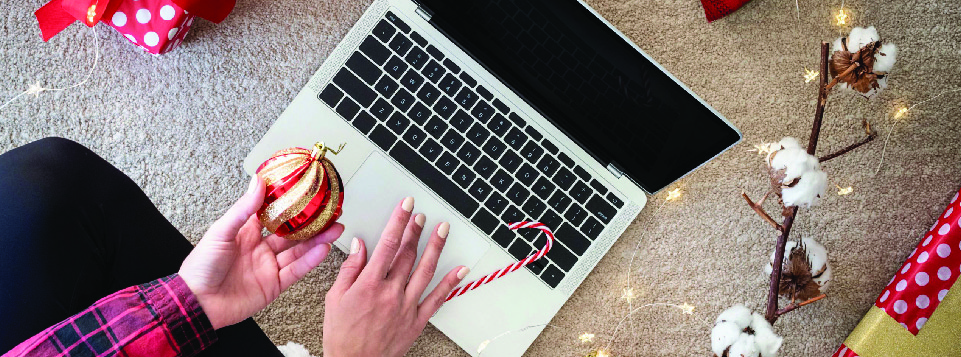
831,187,961,357
35,0,235,55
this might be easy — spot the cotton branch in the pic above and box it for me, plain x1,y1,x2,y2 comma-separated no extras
819,118,878,163
776,294,827,316
742,192,783,231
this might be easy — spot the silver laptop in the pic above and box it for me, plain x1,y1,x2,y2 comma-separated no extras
244,0,740,355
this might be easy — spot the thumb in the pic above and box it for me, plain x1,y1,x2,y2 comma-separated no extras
205,175,265,241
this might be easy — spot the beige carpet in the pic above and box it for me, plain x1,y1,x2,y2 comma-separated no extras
2,0,960,355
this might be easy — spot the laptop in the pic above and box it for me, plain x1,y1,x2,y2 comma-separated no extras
244,0,741,355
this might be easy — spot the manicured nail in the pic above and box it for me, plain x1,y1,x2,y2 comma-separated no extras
350,237,360,254
401,197,414,212
247,175,259,193
414,213,426,227
438,222,450,239
456,266,470,279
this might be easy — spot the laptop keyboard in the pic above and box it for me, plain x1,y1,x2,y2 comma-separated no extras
317,12,626,288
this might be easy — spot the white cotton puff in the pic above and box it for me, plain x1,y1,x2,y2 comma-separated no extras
874,43,898,72
847,26,880,50
716,304,754,329
729,333,761,357
712,321,743,356
277,342,317,357
751,313,784,357
770,143,819,184
764,238,832,293
782,170,827,207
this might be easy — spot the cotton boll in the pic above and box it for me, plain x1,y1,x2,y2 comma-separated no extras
781,170,827,207
874,43,898,72
778,137,801,150
716,304,754,328
765,237,832,294
728,334,761,357
832,37,845,53
847,26,880,50
712,321,743,356
277,342,317,357
751,313,783,357
764,241,799,276
770,146,819,184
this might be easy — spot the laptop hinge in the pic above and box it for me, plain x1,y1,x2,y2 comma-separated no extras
606,163,624,179
415,6,432,21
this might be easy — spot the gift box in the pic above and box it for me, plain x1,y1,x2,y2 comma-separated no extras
831,187,961,357
35,0,235,54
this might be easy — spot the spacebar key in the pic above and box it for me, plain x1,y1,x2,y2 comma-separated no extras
388,143,479,218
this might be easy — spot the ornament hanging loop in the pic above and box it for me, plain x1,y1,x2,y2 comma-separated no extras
311,142,346,160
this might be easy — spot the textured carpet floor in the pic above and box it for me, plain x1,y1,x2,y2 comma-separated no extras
2,0,960,355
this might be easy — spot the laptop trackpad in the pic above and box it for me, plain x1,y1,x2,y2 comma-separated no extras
336,152,491,300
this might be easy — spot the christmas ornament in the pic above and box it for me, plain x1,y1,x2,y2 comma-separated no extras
255,142,345,241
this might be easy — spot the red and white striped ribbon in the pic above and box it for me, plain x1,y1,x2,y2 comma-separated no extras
446,221,554,301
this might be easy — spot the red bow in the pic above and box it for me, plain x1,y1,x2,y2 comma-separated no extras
35,0,235,41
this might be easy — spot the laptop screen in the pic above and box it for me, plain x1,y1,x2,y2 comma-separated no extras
417,0,741,193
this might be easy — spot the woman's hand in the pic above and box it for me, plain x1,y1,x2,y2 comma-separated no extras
179,176,344,329
323,197,469,357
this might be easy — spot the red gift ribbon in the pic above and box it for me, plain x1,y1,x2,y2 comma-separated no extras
35,0,235,41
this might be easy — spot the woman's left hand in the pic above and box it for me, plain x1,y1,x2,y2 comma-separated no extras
179,176,344,329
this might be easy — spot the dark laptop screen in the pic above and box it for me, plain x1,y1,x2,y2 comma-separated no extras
417,0,740,193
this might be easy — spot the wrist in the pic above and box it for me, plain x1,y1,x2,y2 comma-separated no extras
180,273,226,330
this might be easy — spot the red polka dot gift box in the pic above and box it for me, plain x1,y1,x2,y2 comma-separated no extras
35,0,235,54
832,187,961,357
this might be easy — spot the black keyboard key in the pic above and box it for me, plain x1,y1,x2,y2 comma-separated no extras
607,193,624,209
359,36,390,64
372,20,396,42
531,176,555,200
471,209,499,235
335,98,360,120
564,204,588,226
443,58,461,73
440,130,465,152
474,156,496,178
389,35,413,56
369,98,393,121
452,165,476,188
333,69,376,107
507,112,526,126
504,127,528,148
557,152,574,167
501,205,524,224
436,151,459,175
419,139,443,162
432,97,456,119
520,141,544,164
404,46,429,69
352,111,376,134
449,110,473,132
580,216,603,240
346,52,380,85
492,225,516,248
456,142,481,165
508,240,533,261
590,179,608,196
454,88,479,109
424,116,448,138
390,89,415,111
471,101,494,122
536,155,559,177
374,75,399,98
369,125,396,151
586,195,616,224
526,259,546,275
487,114,512,137
484,192,509,215
492,98,509,113
466,123,490,146
524,126,543,141
546,243,577,271
515,164,539,186
522,198,546,218
542,140,558,155
439,74,462,97
482,137,506,160
384,11,410,33
459,72,477,87
540,265,564,287
389,144,479,218
547,191,572,213
402,125,427,148
552,167,576,190
319,85,343,107
416,85,441,106
386,112,410,134
468,180,493,202
570,181,592,202
490,169,514,192
539,209,563,232
400,70,424,92
409,31,427,47
384,56,408,79
421,60,445,83
573,165,591,181
407,102,431,125
498,150,522,172
426,44,444,59
557,223,591,255
476,85,493,100
505,183,530,205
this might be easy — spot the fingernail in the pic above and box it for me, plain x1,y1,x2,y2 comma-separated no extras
350,237,360,254
438,222,450,239
401,197,414,212
414,213,426,227
247,175,259,193
457,267,470,279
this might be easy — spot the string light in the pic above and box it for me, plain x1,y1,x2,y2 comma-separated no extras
476,340,491,354
804,68,820,83
621,287,636,301
665,188,682,202
679,302,696,315
893,107,908,119
835,9,848,26
579,333,596,343
0,27,100,112
836,185,853,195
877,88,961,174
594,349,611,357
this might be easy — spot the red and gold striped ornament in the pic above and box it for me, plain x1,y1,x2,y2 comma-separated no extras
255,142,345,240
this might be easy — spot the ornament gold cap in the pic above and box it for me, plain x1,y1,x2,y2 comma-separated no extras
311,142,346,160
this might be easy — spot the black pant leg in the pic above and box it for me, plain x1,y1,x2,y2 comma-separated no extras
0,138,283,356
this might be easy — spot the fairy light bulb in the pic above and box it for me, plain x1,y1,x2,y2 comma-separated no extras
804,68,820,83
679,303,696,315
579,333,596,343
835,9,848,26
621,287,636,301
86,4,98,24
596,349,611,357
836,185,853,195
665,188,682,202
894,107,908,119
477,340,491,354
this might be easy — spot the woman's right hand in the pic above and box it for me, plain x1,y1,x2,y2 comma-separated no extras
322,197,470,357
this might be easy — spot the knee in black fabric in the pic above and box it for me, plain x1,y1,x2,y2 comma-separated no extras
18,137,100,170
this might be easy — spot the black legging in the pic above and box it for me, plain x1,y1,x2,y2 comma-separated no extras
0,137,283,356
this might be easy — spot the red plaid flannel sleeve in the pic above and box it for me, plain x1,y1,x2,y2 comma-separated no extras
3,274,217,357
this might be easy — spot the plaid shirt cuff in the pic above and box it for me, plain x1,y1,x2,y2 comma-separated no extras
138,274,218,355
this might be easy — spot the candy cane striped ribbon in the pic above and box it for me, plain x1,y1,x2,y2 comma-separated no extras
446,221,554,301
